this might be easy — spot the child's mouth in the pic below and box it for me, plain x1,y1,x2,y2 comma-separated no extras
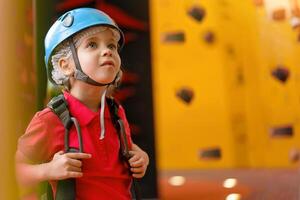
101,61,114,67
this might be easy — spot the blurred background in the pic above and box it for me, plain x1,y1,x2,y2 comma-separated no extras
1,0,300,199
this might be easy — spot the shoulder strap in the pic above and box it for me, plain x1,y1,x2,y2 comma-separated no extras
47,94,83,153
106,98,142,200
106,98,130,158
46,94,78,200
106,97,120,126
47,94,73,129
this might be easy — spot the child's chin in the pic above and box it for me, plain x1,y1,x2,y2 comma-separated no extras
97,77,115,84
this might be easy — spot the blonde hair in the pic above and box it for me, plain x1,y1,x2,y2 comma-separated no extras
50,26,122,93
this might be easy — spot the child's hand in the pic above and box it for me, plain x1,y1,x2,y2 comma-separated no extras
46,150,91,180
128,144,149,178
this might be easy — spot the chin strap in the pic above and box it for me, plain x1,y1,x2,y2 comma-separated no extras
69,38,117,86
99,88,107,140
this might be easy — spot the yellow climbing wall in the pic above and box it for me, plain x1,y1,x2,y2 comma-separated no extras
150,0,236,169
150,0,300,170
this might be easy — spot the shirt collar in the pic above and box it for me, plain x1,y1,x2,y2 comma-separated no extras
63,91,110,126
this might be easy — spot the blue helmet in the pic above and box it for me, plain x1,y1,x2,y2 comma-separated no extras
44,7,125,85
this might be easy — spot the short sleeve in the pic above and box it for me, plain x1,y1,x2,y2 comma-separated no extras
17,110,63,163
117,105,133,149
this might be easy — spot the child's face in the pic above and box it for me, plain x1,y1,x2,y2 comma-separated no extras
73,27,121,85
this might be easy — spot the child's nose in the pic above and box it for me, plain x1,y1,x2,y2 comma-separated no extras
101,48,112,57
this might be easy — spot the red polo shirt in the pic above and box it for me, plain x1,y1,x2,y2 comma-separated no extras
18,92,132,200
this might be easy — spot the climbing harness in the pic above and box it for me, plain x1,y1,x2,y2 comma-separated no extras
41,94,141,200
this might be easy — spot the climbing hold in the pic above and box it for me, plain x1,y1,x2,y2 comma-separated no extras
203,31,215,44
289,148,300,163
270,125,293,138
176,87,194,104
199,147,222,160
271,65,290,83
187,6,206,22
162,31,185,43
272,8,286,21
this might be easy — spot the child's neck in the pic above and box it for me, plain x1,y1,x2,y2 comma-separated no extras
70,82,107,112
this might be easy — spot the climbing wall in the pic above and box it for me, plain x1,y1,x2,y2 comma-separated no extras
242,0,300,168
150,0,236,169
150,0,300,169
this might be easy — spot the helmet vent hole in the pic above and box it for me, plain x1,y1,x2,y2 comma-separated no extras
61,13,74,27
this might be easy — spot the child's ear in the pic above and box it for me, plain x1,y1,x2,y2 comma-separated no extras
58,57,74,76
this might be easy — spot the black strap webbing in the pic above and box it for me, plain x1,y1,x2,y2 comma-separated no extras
107,98,142,200
47,94,72,129
69,38,112,87
47,94,77,200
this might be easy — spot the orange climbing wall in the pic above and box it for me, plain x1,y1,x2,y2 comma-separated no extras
150,0,300,169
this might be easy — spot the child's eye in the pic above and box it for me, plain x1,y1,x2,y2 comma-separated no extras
87,41,97,49
108,43,117,50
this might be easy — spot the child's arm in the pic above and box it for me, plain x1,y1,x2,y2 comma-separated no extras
128,143,149,178
15,150,91,187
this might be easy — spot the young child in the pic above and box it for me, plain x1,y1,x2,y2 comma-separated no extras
15,7,149,200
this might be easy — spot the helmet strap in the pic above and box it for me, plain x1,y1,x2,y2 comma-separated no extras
69,38,117,87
